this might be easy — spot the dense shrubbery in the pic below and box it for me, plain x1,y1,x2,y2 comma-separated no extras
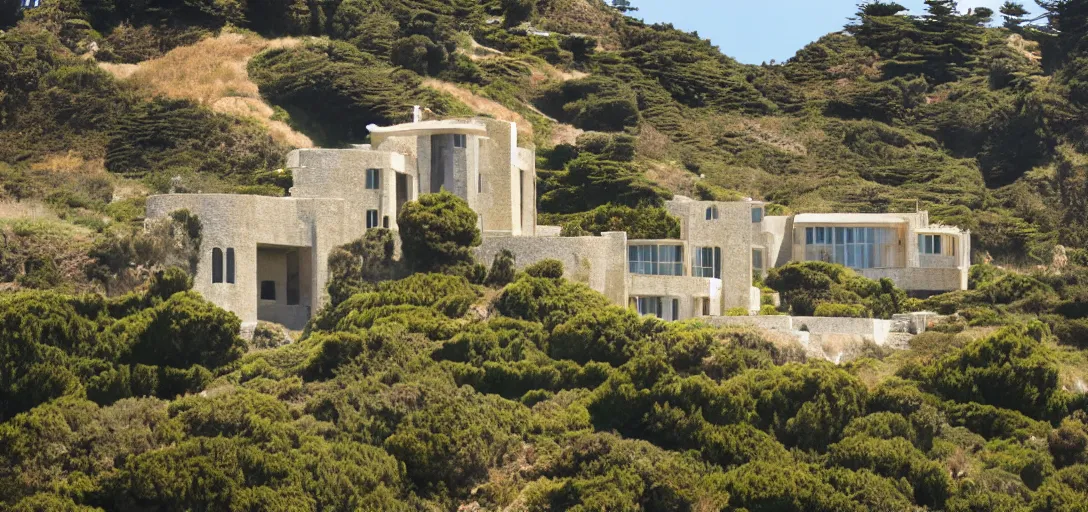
3,252,1088,509
765,261,907,318
0,270,243,423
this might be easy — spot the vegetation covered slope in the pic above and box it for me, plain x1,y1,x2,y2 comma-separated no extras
2,2,1088,510
4,0,1088,276
2,213,1088,509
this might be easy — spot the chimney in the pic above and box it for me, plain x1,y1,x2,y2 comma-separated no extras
412,105,421,123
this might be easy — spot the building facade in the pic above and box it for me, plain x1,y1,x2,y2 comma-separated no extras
147,116,970,329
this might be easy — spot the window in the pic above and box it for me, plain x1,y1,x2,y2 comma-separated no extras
629,245,683,276
804,226,897,269
453,134,467,148
701,297,711,316
365,168,380,189
635,297,662,318
752,248,764,274
705,206,719,220
635,297,679,320
751,207,763,222
366,209,379,229
693,247,721,278
382,216,390,228
212,248,223,283
226,248,235,284
919,234,944,255
260,280,276,301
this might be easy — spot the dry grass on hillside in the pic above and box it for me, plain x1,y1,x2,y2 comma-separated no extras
536,0,622,49
100,32,313,148
423,79,534,141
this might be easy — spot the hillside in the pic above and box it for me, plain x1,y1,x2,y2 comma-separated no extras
3,0,1088,272
3,0,1088,510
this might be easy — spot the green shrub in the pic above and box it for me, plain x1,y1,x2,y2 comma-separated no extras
538,76,640,132
524,259,563,279
544,204,680,239
725,307,749,316
113,291,245,370
485,249,516,287
814,303,869,318
327,228,397,306
920,322,1061,420
398,191,481,274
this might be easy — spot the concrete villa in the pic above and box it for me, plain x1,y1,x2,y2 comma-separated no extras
146,116,971,331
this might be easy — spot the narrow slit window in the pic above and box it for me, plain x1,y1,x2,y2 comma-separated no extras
365,168,380,189
212,248,223,283
226,248,235,284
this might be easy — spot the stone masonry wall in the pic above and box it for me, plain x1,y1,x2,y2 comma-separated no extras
476,232,629,305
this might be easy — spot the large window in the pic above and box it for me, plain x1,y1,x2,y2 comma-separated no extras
633,296,680,320
629,245,683,276
804,226,897,269
919,234,944,255
692,246,721,278
365,168,380,189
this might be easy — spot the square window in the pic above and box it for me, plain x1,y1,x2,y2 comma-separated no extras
260,281,276,301
453,134,467,148
365,168,380,189
752,248,764,271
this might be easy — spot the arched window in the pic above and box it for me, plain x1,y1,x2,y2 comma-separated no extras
226,248,235,284
212,248,223,283
705,206,718,220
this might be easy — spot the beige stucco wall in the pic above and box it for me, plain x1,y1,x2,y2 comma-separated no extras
476,232,629,305
666,199,757,311
628,274,720,320
477,118,519,235
762,215,793,267
147,194,361,326
860,267,968,292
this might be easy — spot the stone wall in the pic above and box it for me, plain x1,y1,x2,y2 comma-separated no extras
703,314,897,345
476,232,629,305
629,274,720,319
147,194,360,326
860,267,967,292
793,316,895,345
666,199,757,310
477,118,519,235
703,315,795,332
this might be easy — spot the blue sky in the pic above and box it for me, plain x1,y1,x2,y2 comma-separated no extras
632,0,1041,64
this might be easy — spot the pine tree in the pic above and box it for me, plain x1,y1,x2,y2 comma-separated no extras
1000,1,1030,29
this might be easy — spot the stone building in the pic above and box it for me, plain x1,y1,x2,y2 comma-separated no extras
147,116,970,330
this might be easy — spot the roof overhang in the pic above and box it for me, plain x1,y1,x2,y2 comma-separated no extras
793,213,908,225
366,120,489,145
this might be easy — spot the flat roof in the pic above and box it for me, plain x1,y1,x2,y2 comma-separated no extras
794,213,908,225
915,226,963,235
366,120,489,138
